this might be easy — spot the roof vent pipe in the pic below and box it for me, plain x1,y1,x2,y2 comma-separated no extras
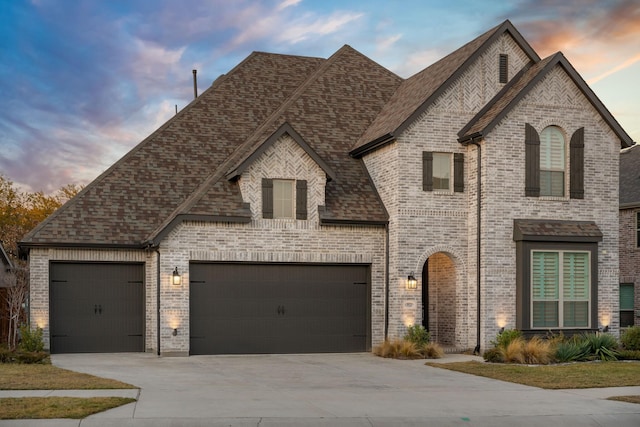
192,69,198,99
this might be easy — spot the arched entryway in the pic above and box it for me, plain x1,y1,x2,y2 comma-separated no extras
422,252,456,346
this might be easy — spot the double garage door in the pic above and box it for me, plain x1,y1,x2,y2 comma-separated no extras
49,262,369,354
190,263,370,354
49,263,144,354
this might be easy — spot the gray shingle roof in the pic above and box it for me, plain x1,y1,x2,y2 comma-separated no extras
21,46,401,248
620,144,640,207
351,20,540,156
513,219,603,242
459,52,634,148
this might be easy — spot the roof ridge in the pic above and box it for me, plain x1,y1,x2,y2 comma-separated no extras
144,46,352,243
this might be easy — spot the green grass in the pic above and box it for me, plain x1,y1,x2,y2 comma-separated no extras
426,360,640,389
0,397,136,419
0,364,136,390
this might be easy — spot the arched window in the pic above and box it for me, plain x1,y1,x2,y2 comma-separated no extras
539,126,565,197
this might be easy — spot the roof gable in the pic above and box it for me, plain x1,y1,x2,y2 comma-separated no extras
351,19,539,157
0,242,13,269
226,122,337,182
458,52,634,148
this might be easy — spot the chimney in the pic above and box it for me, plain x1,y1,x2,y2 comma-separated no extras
193,69,198,99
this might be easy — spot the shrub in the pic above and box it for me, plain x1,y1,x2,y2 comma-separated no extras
522,336,552,365
621,326,640,351
483,347,503,363
19,325,45,353
374,339,422,359
582,332,619,361
618,349,640,360
420,342,444,359
404,325,430,346
490,329,522,349
500,337,525,364
554,340,590,363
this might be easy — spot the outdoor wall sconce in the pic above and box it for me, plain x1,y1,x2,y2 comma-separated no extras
406,273,417,290
172,267,182,286
499,327,505,334
172,328,178,336
603,325,609,333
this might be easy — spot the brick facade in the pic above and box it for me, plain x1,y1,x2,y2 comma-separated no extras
620,208,640,326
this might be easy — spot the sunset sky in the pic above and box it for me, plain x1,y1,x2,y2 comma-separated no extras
1,0,638,193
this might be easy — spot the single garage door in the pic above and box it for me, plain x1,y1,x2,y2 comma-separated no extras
190,263,370,354
50,262,144,353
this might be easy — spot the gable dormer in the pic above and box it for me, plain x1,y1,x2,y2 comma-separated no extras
227,123,336,223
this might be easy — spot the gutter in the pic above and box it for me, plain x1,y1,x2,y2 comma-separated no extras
469,138,482,355
384,223,390,340
155,249,161,356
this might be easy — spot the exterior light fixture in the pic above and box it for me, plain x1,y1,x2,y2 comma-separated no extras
172,328,178,336
172,267,182,286
603,325,609,333
406,273,417,290
499,327,505,334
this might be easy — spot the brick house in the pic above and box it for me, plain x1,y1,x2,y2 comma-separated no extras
620,145,640,328
20,20,633,355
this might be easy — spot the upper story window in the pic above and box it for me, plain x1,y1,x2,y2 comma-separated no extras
525,124,583,199
273,179,294,218
423,151,464,193
540,126,566,197
262,178,307,220
499,54,508,83
433,153,452,191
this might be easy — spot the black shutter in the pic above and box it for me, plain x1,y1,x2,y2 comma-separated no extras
525,123,540,197
296,180,307,220
570,127,584,199
423,151,433,191
499,54,508,83
262,178,273,219
454,153,464,192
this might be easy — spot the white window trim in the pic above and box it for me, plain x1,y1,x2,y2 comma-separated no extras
273,179,295,219
539,126,568,198
530,250,591,329
432,152,453,193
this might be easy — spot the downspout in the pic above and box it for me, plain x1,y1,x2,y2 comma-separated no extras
471,139,482,355
384,223,390,340
155,249,161,356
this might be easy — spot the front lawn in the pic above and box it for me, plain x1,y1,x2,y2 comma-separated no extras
0,397,136,419
0,364,136,390
427,360,640,389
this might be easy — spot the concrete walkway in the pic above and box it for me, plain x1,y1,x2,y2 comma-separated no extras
1,352,639,426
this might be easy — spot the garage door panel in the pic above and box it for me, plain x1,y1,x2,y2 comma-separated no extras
190,263,369,355
50,263,144,354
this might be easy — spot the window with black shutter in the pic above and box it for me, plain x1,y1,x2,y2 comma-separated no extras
262,178,308,219
423,151,463,192
570,127,584,199
525,123,540,197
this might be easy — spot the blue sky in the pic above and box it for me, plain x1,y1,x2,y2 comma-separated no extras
1,0,638,193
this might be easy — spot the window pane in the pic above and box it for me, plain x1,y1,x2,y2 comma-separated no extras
533,301,558,327
540,127,565,197
620,284,635,310
532,252,559,299
563,253,589,300
273,180,293,218
621,311,635,328
540,127,565,169
432,153,451,190
564,301,589,327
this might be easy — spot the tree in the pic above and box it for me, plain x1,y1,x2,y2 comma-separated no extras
0,174,82,348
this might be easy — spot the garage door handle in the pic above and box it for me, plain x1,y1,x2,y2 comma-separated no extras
277,305,282,315
94,304,102,315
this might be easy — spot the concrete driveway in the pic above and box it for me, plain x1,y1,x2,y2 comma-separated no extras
11,352,640,426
